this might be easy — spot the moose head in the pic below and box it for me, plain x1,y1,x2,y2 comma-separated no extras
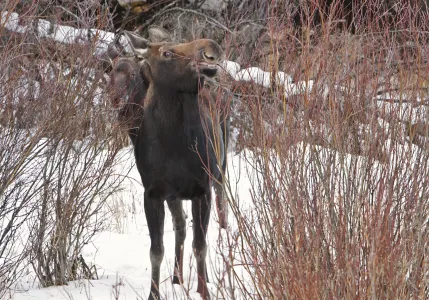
124,31,224,93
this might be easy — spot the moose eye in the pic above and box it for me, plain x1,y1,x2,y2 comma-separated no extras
163,51,173,58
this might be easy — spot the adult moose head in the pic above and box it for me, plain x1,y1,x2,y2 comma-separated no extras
122,30,228,300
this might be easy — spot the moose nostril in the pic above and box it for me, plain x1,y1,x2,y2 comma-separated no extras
202,51,217,62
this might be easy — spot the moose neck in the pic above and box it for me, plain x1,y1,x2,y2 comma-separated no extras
150,83,203,125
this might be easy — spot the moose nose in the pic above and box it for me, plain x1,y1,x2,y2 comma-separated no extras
184,39,224,63
202,51,217,63
199,40,224,63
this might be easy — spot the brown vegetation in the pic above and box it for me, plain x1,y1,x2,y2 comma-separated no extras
1,0,428,299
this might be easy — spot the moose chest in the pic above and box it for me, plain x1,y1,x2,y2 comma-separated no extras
134,99,214,196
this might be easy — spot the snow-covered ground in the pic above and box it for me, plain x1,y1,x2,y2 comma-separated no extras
5,139,428,300
8,147,255,300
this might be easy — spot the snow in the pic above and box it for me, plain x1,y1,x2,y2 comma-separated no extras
376,93,429,123
222,60,316,97
0,11,117,57
8,148,255,300
221,61,241,79
1,12,26,33
235,67,272,88
5,137,428,300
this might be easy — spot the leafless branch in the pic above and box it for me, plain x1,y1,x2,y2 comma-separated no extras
136,6,232,34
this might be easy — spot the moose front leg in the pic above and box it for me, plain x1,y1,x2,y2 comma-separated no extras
144,192,165,300
192,193,211,300
166,199,186,285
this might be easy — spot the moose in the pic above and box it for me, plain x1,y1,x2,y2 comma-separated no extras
108,29,229,300
107,46,147,144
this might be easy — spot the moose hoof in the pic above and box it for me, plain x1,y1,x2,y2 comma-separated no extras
219,218,228,229
197,286,211,300
218,212,228,229
148,294,159,300
148,290,161,300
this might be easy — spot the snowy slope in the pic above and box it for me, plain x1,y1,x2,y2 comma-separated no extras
10,148,255,300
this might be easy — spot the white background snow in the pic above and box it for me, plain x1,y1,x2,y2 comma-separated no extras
8,148,255,300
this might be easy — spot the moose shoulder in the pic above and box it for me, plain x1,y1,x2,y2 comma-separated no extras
122,31,229,300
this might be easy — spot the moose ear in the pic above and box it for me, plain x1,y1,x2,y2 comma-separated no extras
124,31,150,58
107,43,121,61
148,25,171,43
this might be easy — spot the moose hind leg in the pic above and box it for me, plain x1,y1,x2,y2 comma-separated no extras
144,192,165,300
214,123,229,230
192,193,211,300
166,199,186,285
213,181,228,229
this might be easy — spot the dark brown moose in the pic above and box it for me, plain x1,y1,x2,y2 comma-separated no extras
107,43,148,145
113,31,229,300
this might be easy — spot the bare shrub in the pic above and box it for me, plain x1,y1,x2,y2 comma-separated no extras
220,0,429,298
0,0,127,294
2,0,428,299
0,125,43,294
29,137,124,286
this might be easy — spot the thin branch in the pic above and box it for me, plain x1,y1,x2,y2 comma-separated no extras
194,0,208,10
376,97,429,106
135,0,180,32
57,6,80,22
375,87,429,96
136,6,232,34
